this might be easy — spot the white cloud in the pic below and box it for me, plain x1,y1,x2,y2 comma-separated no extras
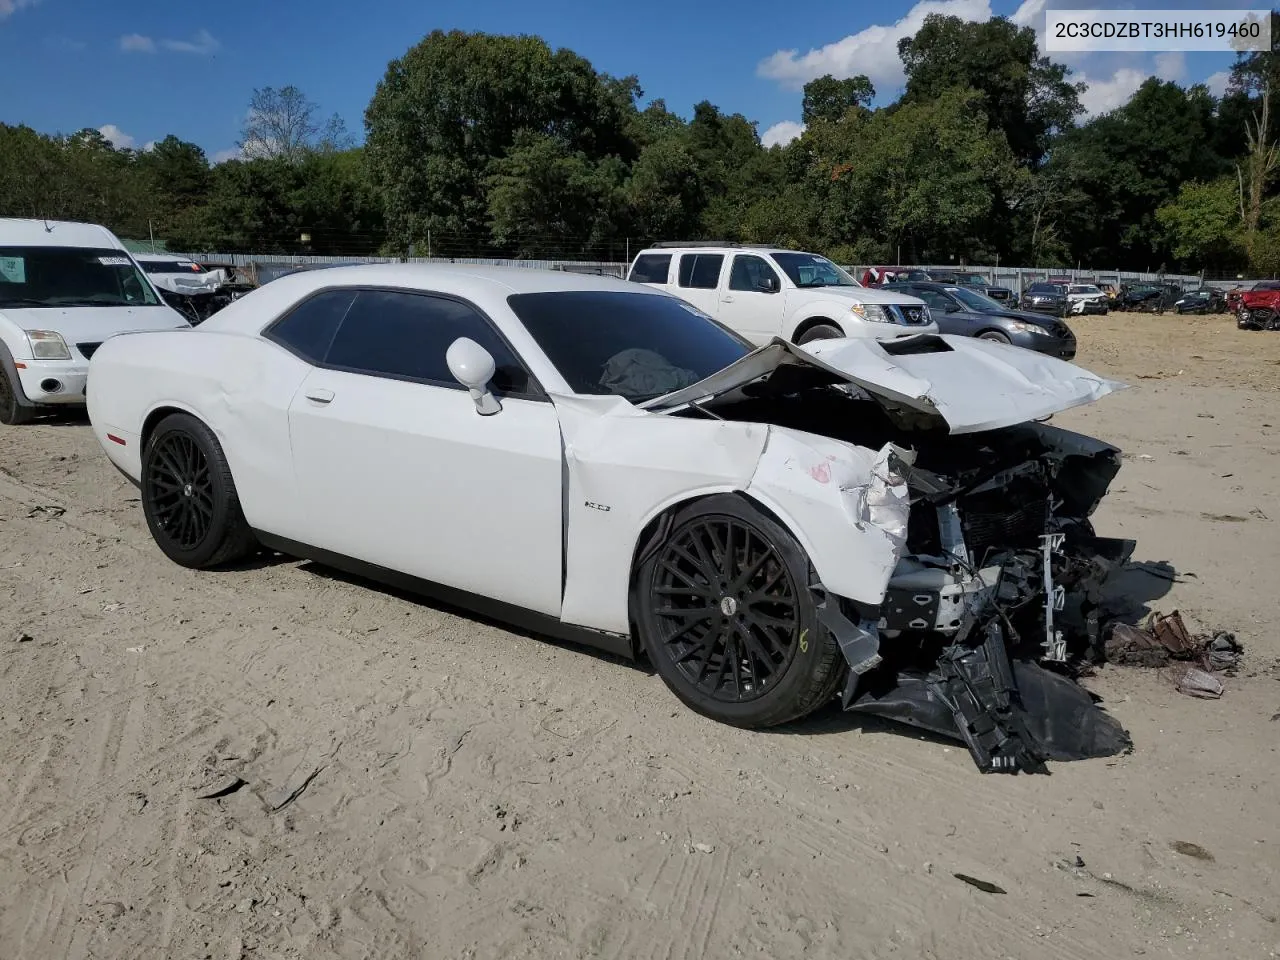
141,140,157,152
1077,67,1147,118
98,124,136,149
120,33,155,53
212,146,243,164
762,121,805,148
1154,51,1186,82
161,28,219,55
758,0,994,93
0,0,40,21
1204,70,1231,97
1010,0,1044,29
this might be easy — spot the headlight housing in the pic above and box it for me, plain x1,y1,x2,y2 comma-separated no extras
1007,321,1052,336
27,329,72,360
848,301,893,323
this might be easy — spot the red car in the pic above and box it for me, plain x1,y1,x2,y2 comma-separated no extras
1237,281,1280,330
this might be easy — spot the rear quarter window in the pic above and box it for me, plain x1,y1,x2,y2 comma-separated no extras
629,254,672,284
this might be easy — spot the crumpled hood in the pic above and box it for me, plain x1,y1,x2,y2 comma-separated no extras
0,305,190,343
642,334,1125,434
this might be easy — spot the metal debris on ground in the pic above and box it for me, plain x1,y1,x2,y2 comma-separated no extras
1174,667,1224,699
1102,610,1245,697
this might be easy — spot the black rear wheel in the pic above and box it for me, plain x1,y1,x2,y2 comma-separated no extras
142,413,257,568
635,495,844,728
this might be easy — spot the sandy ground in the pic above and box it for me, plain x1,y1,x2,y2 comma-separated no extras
2,311,1279,960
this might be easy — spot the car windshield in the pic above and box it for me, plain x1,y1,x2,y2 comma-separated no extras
0,246,161,308
945,286,1003,311
769,252,859,288
1069,285,1101,295
140,260,205,274
507,290,753,402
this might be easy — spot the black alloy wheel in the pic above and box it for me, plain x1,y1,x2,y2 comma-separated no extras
141,413,257,568
651,515,800,702
636,495,844,728
147,430,216,550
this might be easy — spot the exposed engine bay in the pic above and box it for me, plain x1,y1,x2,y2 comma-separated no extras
681,378,1135,773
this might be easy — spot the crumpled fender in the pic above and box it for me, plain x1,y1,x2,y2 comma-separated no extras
551,393,912,635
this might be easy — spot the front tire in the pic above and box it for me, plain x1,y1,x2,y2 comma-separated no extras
795,323,844,344
0,369,35,425
635,495,845,728
141,413,257,568
978,330,1012,344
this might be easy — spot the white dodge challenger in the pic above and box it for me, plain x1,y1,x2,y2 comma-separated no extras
86,264,1132,769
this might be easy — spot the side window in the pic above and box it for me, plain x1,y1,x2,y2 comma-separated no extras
728,255,779,292
324,290,534,395
677,253,724,290
265,289,358,363
629,254,671,284
915,289,953,312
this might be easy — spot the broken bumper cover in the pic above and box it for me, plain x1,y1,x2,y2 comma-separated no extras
817,487,1136,773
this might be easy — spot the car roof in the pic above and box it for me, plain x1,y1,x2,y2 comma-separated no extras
0,217,124,249
635,246,797,258
134,253,198,263
197,262,671,335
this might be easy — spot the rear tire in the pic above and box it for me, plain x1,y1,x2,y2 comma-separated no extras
0,368,35,425
141,413,257,568
635,495,845,729
795,323,844,344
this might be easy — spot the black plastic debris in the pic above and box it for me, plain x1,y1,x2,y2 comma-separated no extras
846,613,1132,774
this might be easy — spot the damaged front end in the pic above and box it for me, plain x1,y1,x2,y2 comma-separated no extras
843,423,1135,773
647,334,1136,771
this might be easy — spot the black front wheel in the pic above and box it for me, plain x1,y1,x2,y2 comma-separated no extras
796,323,844,344
978,330,1012,344
141,413,257,568
0,369,35,425
635,495,845,728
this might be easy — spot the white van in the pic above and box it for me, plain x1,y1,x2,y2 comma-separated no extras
627,243,936,344
0,218,191,424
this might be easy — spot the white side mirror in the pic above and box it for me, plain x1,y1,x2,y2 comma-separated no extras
446,337,501,415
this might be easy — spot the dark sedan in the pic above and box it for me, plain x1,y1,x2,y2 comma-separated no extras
930,271,1014,303
885,281,1077,359
1019,281,1070,317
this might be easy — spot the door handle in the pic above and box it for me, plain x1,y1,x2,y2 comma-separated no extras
305,388,334,404
721,295,735,303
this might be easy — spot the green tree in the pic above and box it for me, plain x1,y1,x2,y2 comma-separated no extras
1156,177,1245,269
801,75,875,126
364,30,639,251
485,132,627,257
897,13,1082,166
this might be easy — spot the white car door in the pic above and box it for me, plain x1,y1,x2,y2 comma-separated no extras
281,288,564,617
672,252,726,316
716,254,785,343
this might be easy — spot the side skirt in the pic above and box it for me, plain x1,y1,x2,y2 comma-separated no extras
253,530,636,660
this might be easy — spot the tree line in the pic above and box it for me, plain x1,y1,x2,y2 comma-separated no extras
2,14,1279,274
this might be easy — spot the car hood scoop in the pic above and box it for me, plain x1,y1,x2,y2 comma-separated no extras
641,335,1126,434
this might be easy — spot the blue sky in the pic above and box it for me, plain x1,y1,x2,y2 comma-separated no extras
0,0,1243,160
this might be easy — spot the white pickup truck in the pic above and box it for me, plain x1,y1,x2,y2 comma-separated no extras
627,243,935,344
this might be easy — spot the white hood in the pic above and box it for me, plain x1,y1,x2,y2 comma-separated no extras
0,305,190,344
643,334,1126,434
803,285,923,305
